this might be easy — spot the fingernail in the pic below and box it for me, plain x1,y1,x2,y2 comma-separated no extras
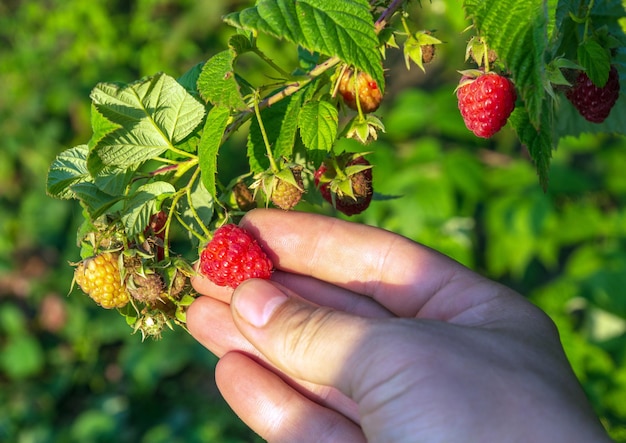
233,280,288,328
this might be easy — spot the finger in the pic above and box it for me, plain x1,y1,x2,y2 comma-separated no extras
240,209,466,317
231,278,376,393
215,352,366,443
192,270,393,318
187,295,361,422
187,295,252,357
191,271,234,304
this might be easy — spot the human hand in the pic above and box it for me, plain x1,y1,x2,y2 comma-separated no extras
188,209,610,443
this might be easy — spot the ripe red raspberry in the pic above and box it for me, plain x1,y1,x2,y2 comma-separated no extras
456,72,517,138
338,68,383,114
314,154,373,216
199,224,273,288
74,252,130,309
566,65,620,123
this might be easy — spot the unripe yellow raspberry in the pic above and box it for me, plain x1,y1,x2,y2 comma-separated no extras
74,252,130,309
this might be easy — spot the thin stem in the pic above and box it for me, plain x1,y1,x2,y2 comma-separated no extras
375,0,405,33
185,167,212,239
582,0,595,42
253,92,280,173
253,47,291,78
168,144,198,159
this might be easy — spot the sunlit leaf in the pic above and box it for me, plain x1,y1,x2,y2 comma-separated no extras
224,0,384,91
199,105,231,199
47,145,91,199
122,181,175,237
197,49,248,111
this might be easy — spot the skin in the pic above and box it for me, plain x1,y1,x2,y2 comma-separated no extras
187,209,611,443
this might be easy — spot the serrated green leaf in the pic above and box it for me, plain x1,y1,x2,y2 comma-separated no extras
89,73,206,173
197,49,248,111
91,72,205,144
177,62,205,95
90,130,171,171
509,105,552,190
122,182,175,237
47,145,91,199
298,100,338,155
199,105,231,198
248,92,303,173
224,0,384,92
71,182,123,218
93,166,134,196
578,38,611,87
89,104,120,150
228,33,255,54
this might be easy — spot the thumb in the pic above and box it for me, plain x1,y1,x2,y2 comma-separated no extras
231,278,372,394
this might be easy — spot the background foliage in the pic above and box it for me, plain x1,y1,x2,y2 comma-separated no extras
1,0,625,441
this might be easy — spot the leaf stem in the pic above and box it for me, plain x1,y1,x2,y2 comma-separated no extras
253,92,280,173
253,47,291,78
375,0,405,33
186,167,212,239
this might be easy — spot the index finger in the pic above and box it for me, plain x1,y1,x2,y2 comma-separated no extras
240,209,467,317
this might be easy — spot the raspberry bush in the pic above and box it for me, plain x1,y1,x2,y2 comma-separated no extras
46,0,625,339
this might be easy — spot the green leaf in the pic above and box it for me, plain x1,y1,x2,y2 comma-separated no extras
247,92,303,173
298,100,338,154
198,105,231,199
47,145,91,199
197,49,248,111
577,38,611,87
228,33,255,55
509,104,553,189
224,0,384,92
89,104,120,150
177,62,205,95
93,166,134,196
89,73,206,172
122,181,175,237
91,130,172,171
179,177,214,247
463,0,549,127
71,182,123,218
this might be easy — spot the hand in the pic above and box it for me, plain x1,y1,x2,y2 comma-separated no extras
188,209,610,443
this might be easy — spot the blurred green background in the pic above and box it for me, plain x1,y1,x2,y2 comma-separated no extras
1,0,625,441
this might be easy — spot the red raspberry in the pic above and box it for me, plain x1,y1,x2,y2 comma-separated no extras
566,65,620,123
456,72,517,138
314,154,373,216
199,224,273,288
